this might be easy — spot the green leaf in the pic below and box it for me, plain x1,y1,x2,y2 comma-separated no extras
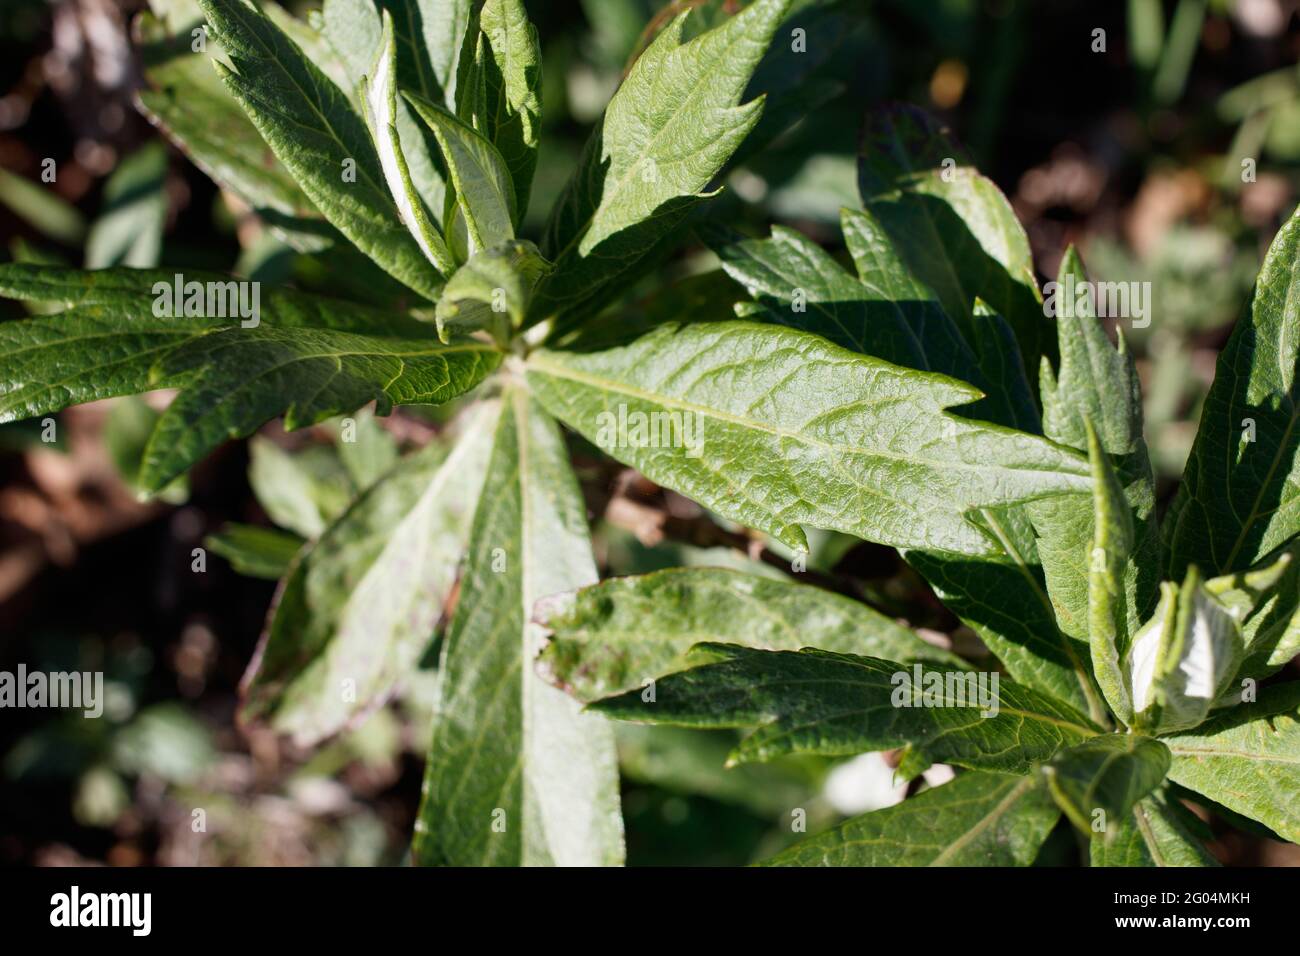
413,389,622,865
434,238,550,344
104,395,188,502
1087,419,1137,725
247,436,353,539
1091,790,1218,867
1163,682,1300,843
241,400,499,746
1165,205,1300,577
536,567,965,703
319,0,382,86
139,324,498,491
526,320,1090,556
333,405,400,488
1042,734,1169,838
906,509,1105,723
196,0,443,298
265,2,357,106
1129,569,1244,735
712,214,1097,717
85,142,169,269
858,105,1049,390
0,265,229,423
703,213,982,393
0,167,86,245
1030,248,1159,652
531,0,791,329
614,723,816,819
205,523,303,579
456,0,542,220
360,11,455,275
590,644,1100,775
0,263,496,485
135,8,330,252
386,0,471,110
1204,546,1300,693
322,0,449,223
762,771,1060,867
405,92,516,256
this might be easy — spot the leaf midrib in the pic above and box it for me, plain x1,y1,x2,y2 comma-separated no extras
930,776,1036,865
528,352,1079,479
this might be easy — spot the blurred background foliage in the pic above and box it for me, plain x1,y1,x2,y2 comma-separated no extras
1,0,1299,866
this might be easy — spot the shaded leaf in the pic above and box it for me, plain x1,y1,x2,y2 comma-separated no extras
360,11,455,274
405,92,516,256
1204,546,1300,695
247,436,353,539
531,0,791,328
85,142,169,269
536,566,965,703
457,0,542,219
197,0,443,298
1087,419,1137,725
135,8,331,252
241,400,499,745
906,510,1105,722
1091,790,1218,867
590,643,1100,775
205,523,303,579
762,771,1059,867
1042,733,1169,838
858,104,1049,388
1165,205,1300,577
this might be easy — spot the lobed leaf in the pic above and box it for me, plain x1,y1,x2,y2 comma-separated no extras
1165,204,1300,578
138,324,498,491
858,105,1049,390
196,0,444,298
531,0,792,329
241,400,499,746
413,389,623,866
762,771,1060,867
527,320,1091,556
536,566,965,703
589,644,1101,776
1163,682,1300,843
1030,248,1159,655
